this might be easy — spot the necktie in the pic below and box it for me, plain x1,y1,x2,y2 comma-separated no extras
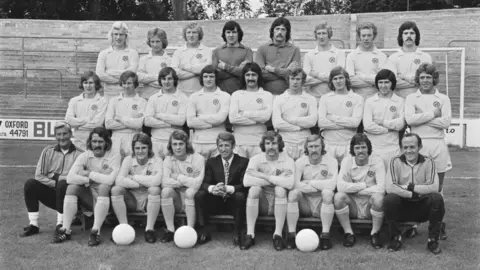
224,160,229,184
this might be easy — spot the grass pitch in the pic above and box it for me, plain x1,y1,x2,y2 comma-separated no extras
0,141,479,270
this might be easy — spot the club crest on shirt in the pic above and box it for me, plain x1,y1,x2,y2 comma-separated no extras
161,62,167,68
346,101,352,107
433,101,440,107
132,104,138,110
414,58,421,64
196,54,202,59
172,100,178,107
122,56,129,62
372,58,379,64
329,57,335,63
213,99,219,105
91,104,98,110
390,106,396,112
301,102,307,109
275,169,282,176
321,170,328,177
186,167,193,173
367,170,375,177
102,164,109,170
256,98,263,104
146,170,152,175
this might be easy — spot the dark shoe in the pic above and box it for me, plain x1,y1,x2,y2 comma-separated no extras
439,222,447,240
54,224,62,234
233,235,241,246
370,232,383,249
342,233,356,247
51,228,71,243
241,234,255,250
21,225,39,237
160,228,174,243
427,239,442,255
273,234,285,251
88,229,101,246
319,233,332,250
387,235,402,252
404,225,418,238
197,232,212,245
145,230,157,243
285,232,296,249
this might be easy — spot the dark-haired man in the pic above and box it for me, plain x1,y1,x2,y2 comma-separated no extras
144,67,189,160
242,131,295,251
213,20,253,94
187,65,230,161
334,133,385,249
255,17,301,96
229,62,273,159
53,127,121,246
21,121,83,238
386,21,432,98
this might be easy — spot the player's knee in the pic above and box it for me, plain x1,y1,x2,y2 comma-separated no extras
147,186,161,196
184,188,197,200
65,184,82,195
248,186,262,199
24,178,38,193
322,189,334,203
383,193,402,208
161,187,175,198
274,186,287,199
370,193,384,210
110,185,126,196
97,184,111,196
287,190,301,202
427,193,445,209
333,192,348,208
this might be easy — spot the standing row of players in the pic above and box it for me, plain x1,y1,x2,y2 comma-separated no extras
96,18,431,102
22,124,445,255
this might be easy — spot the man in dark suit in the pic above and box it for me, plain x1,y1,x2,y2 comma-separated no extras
194,132,249,247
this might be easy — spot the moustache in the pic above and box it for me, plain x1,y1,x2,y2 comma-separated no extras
247,80,256,83
94,147,103,151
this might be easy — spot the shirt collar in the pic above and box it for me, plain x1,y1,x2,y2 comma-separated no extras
413,88,442,98
313,44,338,54
221,155,234,167
105,46,131,53
395,47,425,56
351,156,373,169
268,40,293,48
355,45,381,55
171,154,194,163
80,92,102,100
198,87,222,95
221,43,246,49
372,93,403,102
180,43,207,51
132,157,155,167
54,143,77,153
118,93,141,100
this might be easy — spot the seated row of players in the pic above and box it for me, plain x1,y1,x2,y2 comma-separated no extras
68,62,451,190
22,124,445,254
97,18,431,102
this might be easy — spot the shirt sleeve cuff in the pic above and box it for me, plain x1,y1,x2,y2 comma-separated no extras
208,185,215,193
226,185,235,194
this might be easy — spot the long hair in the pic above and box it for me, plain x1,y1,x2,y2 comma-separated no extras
119,71,139,88
146,28,168,49
86,127,112,152
349,133,372,156
79,71,102,91
397,21,420,47
183,22,204,42
289,67,307,83
158,67,179,87
199,65,219,87
269,17,291,42
107,21,129,46
415,63,439,86
240,62,264,89
221,21,244,43
131,133,154,158
328,66,351,91
259,131,285,153
375,69,397,90
303,134,326,156
167,130,194,156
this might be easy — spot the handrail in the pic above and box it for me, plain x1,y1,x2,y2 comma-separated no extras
0,68,63,98
448,40,480,47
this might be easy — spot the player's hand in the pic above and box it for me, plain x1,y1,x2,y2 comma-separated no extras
308,70,319,79
58,175,68,181
218,61,226,70
366,178,375,188
433,106,442,118
120,149,127,159
132,112,143,118
170,173,180,179
287,61,299,71
192,170,201,178
114,115,123,123
247,169,267,180
373,118,383,126
78,169,90,177
103,167,113,174
239,60,249,68
265,65,275,73
414,106,423,113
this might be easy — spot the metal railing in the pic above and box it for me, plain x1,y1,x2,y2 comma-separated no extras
0,68,63,98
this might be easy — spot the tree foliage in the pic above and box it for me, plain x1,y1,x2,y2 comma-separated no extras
223,0,253,19
349,0,455,13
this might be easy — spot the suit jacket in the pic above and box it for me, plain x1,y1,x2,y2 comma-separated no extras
201,154,249,193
